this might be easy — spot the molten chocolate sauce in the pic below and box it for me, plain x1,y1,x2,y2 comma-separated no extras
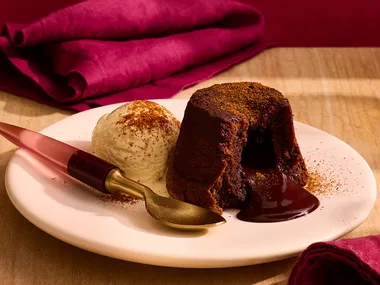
237,168,319,223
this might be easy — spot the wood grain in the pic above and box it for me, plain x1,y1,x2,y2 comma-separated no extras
0,48,379,285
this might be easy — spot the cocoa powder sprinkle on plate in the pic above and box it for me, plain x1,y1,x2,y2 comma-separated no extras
97,192,138,205
305,159,343,196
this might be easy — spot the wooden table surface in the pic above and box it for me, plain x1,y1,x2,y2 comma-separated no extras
0,48,379,285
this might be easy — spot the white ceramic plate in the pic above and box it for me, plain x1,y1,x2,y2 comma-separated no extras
5,99,376,268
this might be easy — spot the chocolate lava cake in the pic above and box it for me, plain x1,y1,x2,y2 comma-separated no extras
166,82,308,215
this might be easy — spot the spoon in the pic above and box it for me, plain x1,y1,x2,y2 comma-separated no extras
0,122,226,230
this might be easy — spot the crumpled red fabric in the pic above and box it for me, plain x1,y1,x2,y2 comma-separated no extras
0,0,266,111
288,235,380,285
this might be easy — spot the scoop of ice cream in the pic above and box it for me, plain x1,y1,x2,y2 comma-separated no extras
91,100,180,183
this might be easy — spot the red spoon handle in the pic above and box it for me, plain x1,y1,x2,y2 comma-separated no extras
67,150,116,193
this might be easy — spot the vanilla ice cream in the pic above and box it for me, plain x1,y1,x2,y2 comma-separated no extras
91,100,180,183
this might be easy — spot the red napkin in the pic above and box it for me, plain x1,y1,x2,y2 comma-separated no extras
289,235,380,284
0,0,265,111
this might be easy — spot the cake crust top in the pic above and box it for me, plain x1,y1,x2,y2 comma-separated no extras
190,82,290,126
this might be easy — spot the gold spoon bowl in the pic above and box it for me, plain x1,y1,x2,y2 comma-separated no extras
105,169,226,230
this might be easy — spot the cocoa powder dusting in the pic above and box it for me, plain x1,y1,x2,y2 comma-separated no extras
203,82,287,126
304,159,342,196
116,100,180,135
97,192,138,205
51,177,139,206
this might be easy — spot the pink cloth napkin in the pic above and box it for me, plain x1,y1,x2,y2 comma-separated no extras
288,235,380,284
0,0,266,111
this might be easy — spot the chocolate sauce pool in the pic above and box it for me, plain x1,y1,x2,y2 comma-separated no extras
237,168,320,223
